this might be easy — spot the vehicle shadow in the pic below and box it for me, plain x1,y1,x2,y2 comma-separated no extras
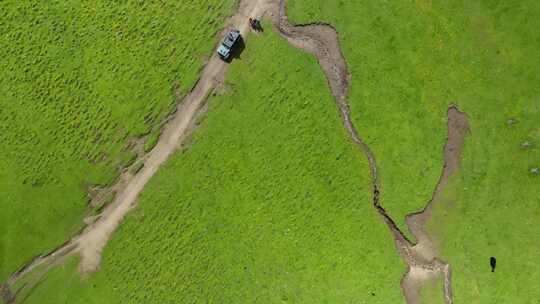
226,36,246,63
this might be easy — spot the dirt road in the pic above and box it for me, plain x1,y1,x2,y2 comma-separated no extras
77,0,273,274
76,46,228,273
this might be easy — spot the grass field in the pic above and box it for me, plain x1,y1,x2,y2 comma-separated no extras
420,276,445,304
0,0,235,280
23,27,405,304
288,0,540,302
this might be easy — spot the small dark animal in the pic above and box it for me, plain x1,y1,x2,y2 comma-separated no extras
249,17,263,32
254,18,263,32
490,257,497,272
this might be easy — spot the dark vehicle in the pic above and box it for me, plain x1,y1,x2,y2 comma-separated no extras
217,29,241,60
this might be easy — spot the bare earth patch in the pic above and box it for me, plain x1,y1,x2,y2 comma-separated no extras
1,283,14,303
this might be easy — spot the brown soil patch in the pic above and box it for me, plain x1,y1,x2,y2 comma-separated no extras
1,284,14,304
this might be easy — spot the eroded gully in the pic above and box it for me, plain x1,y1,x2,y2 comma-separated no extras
270,0,470,303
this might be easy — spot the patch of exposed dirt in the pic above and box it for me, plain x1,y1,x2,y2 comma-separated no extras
125,136,147,158
1,283,14,304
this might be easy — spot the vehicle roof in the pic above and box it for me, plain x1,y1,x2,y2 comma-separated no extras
222,30,240,48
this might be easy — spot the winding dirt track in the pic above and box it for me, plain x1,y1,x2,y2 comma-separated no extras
2,1,469,303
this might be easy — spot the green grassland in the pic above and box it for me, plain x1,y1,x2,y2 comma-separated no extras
420,276,445,304
8,256,114,304
23,27,405,304
0,0,235,280
288,0,540,302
